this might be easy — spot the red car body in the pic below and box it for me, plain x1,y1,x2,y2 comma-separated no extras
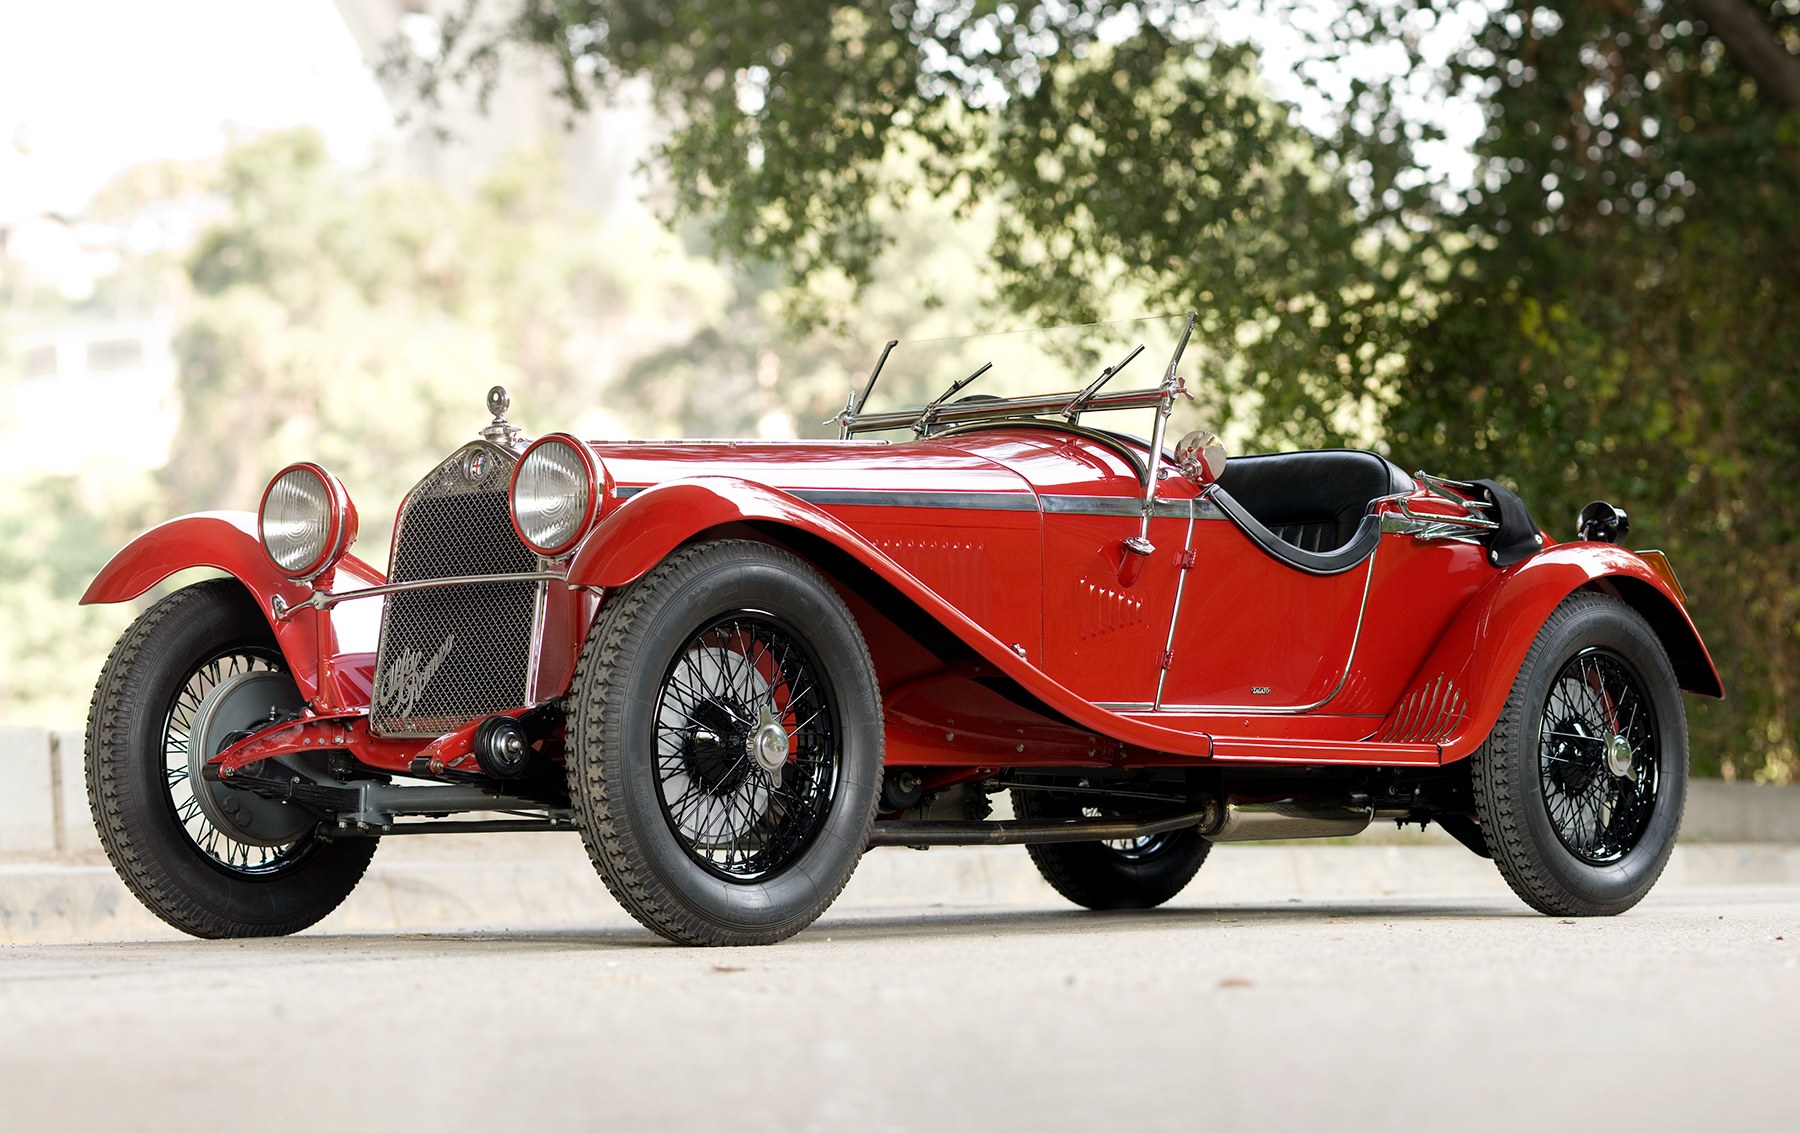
84,433,1716,772
79,338,1722,944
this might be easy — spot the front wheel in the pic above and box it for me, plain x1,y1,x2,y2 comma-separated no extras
85,579,377,938
1470,593,1687,916
566,541,883,946
1012,790,1211,909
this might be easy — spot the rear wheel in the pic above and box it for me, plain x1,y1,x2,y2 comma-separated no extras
85,579,376,938
1012,790,1211,909
1470,593,1687,916
566,541,883,946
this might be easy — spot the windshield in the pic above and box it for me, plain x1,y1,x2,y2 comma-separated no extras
839,313,1197,439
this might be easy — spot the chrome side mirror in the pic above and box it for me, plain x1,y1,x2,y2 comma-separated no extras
1577,500,1629,544
1174,429,1227,488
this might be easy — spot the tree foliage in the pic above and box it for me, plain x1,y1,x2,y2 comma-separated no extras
395,1,1428,445
1370,1,1800,779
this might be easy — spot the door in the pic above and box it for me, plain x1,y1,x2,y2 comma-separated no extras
1155,502,1374,711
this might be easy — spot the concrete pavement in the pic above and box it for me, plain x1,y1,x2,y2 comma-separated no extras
2,875,1795,1131
7,831,1800,944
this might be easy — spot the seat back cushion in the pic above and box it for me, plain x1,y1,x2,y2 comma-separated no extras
1216,450,1413,551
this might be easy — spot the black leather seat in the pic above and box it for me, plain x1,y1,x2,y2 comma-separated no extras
1211,450,1414,575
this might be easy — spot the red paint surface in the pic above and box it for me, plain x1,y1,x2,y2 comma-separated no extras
85,428,1720,776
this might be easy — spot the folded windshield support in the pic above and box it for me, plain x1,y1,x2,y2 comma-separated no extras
1123,311,1198,558
837,339,900,438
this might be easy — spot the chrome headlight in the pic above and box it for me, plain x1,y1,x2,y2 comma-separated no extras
259,463,357,581
510,434,600,556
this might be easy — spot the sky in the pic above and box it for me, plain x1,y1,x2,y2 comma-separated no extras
0,0,1484,230
0,0,392,224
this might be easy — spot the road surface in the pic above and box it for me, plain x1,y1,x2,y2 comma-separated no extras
2,879,1796,1131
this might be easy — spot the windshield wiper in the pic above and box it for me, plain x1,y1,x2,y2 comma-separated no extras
914,362,993,436
1062,344,1145,422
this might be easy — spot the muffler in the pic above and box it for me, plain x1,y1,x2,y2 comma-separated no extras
1201,798,1376,842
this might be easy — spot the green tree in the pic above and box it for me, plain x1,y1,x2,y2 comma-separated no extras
393,3,1424,444
169,128,760,528
1367,2,1800,778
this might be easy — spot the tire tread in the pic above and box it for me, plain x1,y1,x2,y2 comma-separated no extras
1470,592,1685,917
566,541,880,946
86,579,374,938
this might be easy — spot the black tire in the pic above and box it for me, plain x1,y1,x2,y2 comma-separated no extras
85,579,377,938
566,541,883,946
1470,592,1687,916
1011,790,1211,910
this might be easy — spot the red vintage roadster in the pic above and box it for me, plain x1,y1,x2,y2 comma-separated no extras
82,316,1721,944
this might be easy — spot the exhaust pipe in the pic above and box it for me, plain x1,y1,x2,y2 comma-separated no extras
1202,798,1375,843
867,796,1385,848
868,806,1215,848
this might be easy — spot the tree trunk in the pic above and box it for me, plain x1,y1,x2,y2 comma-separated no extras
1688,0,1800,110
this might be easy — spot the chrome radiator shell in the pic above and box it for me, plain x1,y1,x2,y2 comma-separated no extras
370,441,543,738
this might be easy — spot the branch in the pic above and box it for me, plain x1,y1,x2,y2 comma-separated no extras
1688,0,1800,110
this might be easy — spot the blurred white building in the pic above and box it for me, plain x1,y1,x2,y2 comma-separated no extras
5,313,179,476
2,215,180,475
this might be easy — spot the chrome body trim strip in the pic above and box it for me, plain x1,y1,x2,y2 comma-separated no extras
785,488,1040,512
1039,495,1215,519
523,566,554,701
611,483,1211,518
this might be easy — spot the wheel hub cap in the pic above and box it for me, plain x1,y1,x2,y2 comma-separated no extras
188,670,314,848
751,705,790,777
1605,732,1634,778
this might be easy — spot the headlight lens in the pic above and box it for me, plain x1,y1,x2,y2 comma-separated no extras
511,435,598,556
259,463,355,580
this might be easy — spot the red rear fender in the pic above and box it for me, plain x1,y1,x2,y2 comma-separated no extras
1390,544,1722,764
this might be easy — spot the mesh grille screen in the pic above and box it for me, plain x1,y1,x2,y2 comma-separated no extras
371,444,543,737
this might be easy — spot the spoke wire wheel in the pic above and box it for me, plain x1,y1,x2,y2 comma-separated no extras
1095,808,1177,860
86,579,377,938
567,541,883,946
652,616,840,881
1537,648,1659,865
163,649,315,875
1470,593,1688,918
1012,789,1210,910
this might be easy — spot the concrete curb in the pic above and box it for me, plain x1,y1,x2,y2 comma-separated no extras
6,839,1799,946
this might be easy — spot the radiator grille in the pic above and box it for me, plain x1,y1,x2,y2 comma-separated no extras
371,442,542,737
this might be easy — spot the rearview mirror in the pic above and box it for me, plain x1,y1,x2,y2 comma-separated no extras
1174,430,1227,488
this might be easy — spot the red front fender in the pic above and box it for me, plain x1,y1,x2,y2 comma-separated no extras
1394,543,1722,764
564,477,1235,758
81,511,385,710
